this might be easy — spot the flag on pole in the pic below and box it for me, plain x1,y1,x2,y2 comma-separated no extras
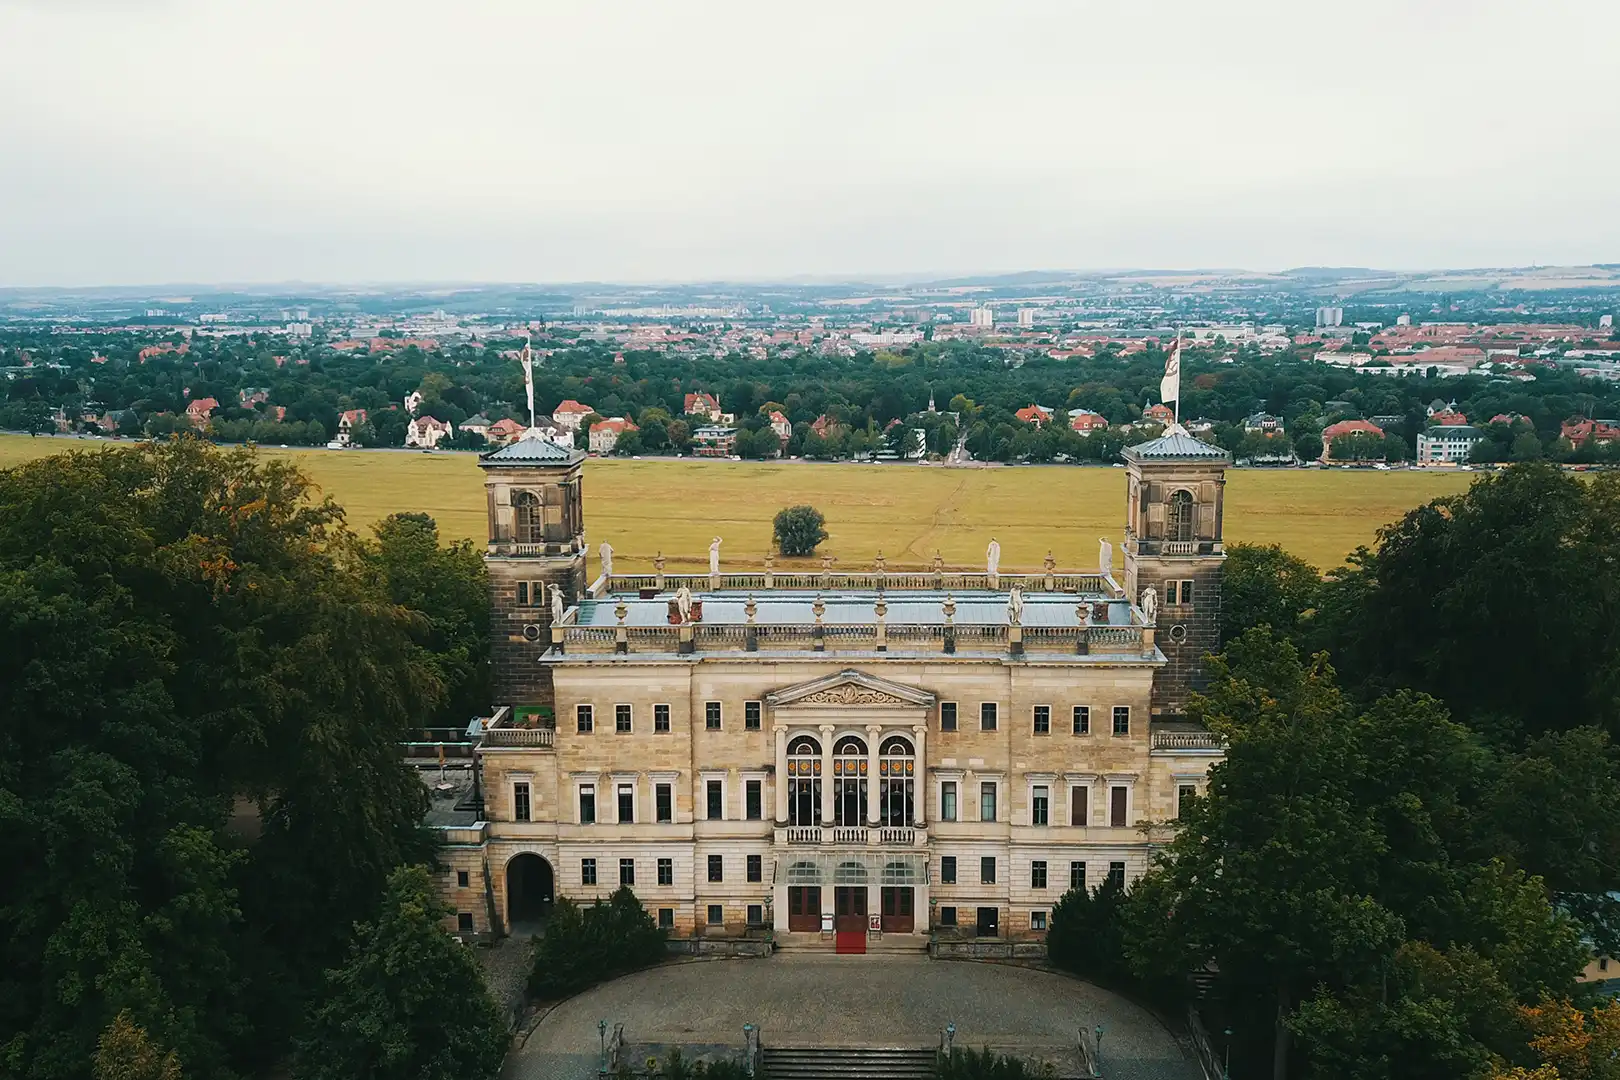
1159,333,1181,410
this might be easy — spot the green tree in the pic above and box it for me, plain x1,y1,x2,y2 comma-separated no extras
773,505,828,557
0,438,442,1078
1294,432,1324,461
366,513,490,728
294,866,507,1080
94,1013,182,1080
1220,542,1322,645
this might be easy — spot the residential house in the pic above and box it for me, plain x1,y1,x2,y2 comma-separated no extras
1562,418,1620,446
692,426,738,457
186,397,219,428
768,410,792,443
1069,409,1109,436
1015,404,1054,426
684,392,725,421
1141,403,1175,426
1417,425,1487,465
460,415,494,441
1489,413,1532,428
552,400,595,433
239,387,270,408
810,415,844,439
486,418,527,446
1429,408,1469,427
1320,419,1386,462
1243,412,1285,435
335,408,368,447
1185,418,1217,436
588,417,637,454
405,415,454,449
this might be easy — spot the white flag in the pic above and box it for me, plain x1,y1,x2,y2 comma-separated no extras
1159,336,1181,406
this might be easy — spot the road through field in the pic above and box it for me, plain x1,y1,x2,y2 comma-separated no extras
0,435,1475,570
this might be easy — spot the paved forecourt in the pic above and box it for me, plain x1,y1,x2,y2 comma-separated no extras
506,954,1201,1080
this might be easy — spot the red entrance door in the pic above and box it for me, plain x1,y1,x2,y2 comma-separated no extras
834,887,867,953
787,887,821,932
880,886,914,933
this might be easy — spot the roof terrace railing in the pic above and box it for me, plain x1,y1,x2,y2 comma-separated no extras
552,620,1156,658
601,570,1120,596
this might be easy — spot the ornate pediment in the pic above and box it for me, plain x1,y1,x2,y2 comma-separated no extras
766,668,936,709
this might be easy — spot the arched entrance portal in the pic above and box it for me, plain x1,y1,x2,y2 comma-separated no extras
506,853,554,929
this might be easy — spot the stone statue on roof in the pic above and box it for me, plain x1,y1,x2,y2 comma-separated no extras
1007,585,1024,626
675,585,693,622
709,537,722,577
598,541,613,579
986,538,1001,577
1140,584,1158,625
1099,538,1113,579
550,581,565,624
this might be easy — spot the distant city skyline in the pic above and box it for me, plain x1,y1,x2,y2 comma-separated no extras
3,0,1618,287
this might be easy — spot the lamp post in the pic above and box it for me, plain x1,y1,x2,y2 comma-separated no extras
598,1019,607,1072
1224,1027,1233,1080
945,1022,956,1054
1095,1024,1104,1071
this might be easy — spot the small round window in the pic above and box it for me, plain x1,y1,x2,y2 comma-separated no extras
1168,623,1189,644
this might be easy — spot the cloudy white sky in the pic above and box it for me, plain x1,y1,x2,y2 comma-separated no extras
2,0,1617,286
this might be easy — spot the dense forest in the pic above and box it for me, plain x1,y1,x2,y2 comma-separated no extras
3,330,1620,463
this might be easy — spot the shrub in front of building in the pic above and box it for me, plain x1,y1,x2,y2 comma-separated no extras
528,887,668,999
935,1046,1049,1079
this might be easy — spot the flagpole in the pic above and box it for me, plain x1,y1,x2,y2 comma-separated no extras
1174,329,1181,426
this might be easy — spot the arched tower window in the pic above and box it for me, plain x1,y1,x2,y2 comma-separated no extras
513,490,542,544
1168,489,1195,543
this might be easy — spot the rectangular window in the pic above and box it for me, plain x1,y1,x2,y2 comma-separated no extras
705,701,722,730
513,782,531,823
1178,784,1196,820
747,854,762,883
581,858,597,885
657,858,673,886
939,906,958,927
941,782,958,822
457,911,474,932
1164,580,1177,608
745,780,762,820
1031,910,1048,931
654,704,671,733
1108,861,1126,890
744,700,762,730
747,904,764,927
577,704,594,733
456,869,470,888
579,784,596,824
1069,861,1086,891
980,782,997,822
980,856,996,885
1071,786,1089,827
707,904,723,927
1031,860,1047,889
1031,785,1049,826
516,581,529,606
1113,705,1130,737
619,858,635,886
1180,580,1195,606
706,780,724,820
656,783,673,824
1110,786,1128,827
658,908,675,930
980,702,998,731
708,854,723,883
617,783,634,824
615,703,632,733
941,856,957,884
940,701,958,731
1032,704,1050,734
1073,705,1090,735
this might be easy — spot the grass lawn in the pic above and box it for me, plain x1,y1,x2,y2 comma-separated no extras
0,434,1475,571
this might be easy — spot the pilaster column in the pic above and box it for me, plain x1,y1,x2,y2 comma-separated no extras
866,724,882,825
819,724,835,825
774,726,789,822
911,724,927,826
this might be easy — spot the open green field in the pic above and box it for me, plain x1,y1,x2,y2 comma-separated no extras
0,434,1475,571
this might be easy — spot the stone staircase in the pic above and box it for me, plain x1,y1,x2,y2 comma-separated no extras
762,1045,936,1079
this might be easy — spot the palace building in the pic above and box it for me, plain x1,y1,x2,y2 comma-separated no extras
431,427,1230,951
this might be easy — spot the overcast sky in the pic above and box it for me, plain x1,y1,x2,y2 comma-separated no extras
2,0,1617,287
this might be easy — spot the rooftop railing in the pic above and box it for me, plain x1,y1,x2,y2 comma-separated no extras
552,620,1155,658
1151,729,1224,751
603,570,1120,596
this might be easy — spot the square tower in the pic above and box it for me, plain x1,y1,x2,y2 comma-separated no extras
477,436,587,706
1121,427,1231,717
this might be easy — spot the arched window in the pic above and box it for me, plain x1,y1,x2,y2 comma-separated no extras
513,490,542,544
1168,489,1195,542
787,736,822,827
833,736,868,827
879,736,915,827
